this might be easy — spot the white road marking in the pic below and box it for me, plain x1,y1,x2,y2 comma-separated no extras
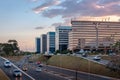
0,56,35,80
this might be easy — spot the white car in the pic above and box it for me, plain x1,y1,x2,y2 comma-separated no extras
13,69,22,77
36,67,42,72
93,55,101,61
4,60,12,67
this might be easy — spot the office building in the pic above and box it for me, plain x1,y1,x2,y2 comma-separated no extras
56,26,72,51
47,32,55,54
41,34,47,53
35,38,41,53
69,20,120,51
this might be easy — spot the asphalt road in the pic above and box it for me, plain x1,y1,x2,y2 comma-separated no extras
0,57,31,80
44,65,115,80
11,56,67,80
75,54,109,65
1,55,119,80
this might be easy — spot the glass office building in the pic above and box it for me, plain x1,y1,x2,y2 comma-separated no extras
56,26,72,51
47,32,55,53
36,38,41,53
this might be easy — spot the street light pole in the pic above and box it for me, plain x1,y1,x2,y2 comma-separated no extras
75,69,77,80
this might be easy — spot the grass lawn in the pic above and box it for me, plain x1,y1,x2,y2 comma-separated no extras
101,56,113,61
4,56,24,61
0,69,10,80
47,55,120,79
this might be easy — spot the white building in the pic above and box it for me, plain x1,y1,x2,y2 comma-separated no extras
56,26,72,51
68,20,120,50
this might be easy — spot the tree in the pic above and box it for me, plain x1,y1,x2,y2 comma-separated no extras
8,40,19,51
54,50,60,55
0,39,20,56
2,43,14,56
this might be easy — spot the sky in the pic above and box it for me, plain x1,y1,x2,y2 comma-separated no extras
0,0,120,51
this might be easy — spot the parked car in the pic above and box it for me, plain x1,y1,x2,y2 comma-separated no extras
13,69,22,77
4,60,12,67
93,55,101,61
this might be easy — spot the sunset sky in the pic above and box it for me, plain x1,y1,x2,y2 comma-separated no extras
0,0,120,51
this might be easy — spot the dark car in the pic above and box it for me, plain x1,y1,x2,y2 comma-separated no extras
36,61,41,65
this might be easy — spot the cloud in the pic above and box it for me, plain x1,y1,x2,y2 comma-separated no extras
33,0,120,18
52,22,62,27
51,18,71,27
33,0,61,14
32,0,120,25
35,26,44,29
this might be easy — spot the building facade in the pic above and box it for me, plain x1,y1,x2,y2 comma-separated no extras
35,38,41,53
40,34,47,53
69,20,120,50
56,26,72,51
47,32,55,54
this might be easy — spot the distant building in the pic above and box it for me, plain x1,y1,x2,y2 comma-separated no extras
47,32,55,54
35,38,41,53
68,20,120,51
41,34,47,53
56,26,72,51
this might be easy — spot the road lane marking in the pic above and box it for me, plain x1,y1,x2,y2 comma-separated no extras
0,56,36,80
47,65,120,80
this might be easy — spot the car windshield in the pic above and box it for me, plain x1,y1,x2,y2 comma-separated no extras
6,62,10,63
14,70,20,73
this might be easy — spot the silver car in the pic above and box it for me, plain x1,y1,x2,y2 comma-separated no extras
93,55,101,61
4,60,12,67
36,67,42,72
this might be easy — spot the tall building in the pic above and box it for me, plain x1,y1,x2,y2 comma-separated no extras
35,38,41,53
56,26,72,51
41,34,47,53
47,32,55,54
68,20,120,51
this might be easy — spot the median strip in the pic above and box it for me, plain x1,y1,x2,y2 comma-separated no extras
0,69,10,80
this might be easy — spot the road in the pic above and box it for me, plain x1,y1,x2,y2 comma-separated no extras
0,57,31,80
0,55,119,80
15,55,118,80
3,56,67,80
44,65,117,80
75,54,109,65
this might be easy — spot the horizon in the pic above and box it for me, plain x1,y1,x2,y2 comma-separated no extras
0,0,120,51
